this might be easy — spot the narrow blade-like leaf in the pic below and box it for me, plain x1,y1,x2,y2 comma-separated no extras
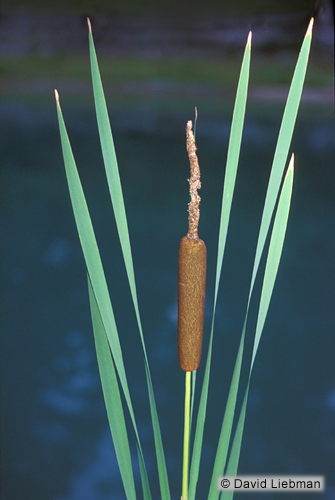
88,276,136,500
209,19,312,499
251,158,294,369
55,92,152,500
220,388,248,500
88,20,170,500
207,319,247,500
214,30,252,304
188,32,251,500
221,158,294,500
250,19,313,294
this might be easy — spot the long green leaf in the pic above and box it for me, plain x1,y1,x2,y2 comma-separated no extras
209,19,313,500
88,20,170,500
221,158,294,500
207,320,246,500
214,31,252,304
188,32,251,500
251,159,294,369
219,388,248,500
211,157,296,500
249,19,313,296
55,92,152,500
88,276,136,500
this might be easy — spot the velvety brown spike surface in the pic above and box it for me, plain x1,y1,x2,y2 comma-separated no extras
178,235,207,371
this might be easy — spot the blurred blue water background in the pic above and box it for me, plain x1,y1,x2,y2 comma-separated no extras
1,4,334,500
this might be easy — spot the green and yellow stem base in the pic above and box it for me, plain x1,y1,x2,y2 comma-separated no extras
182,370,191,500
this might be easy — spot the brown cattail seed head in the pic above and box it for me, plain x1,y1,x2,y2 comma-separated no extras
178,235,207,371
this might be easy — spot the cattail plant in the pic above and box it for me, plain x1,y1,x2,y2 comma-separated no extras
56,17,313,500
178,120,207,500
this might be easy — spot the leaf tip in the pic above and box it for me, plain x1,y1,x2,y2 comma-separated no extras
247,31,252,45
54,89,60,105
307,17,314,37
87,17,92,33
288,153,294,177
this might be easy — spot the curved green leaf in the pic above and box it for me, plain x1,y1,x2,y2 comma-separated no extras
188,32,251,500
209,19,313,500
88,20,170,500
56,93,151,500
88,276,136,500
221,158,294,500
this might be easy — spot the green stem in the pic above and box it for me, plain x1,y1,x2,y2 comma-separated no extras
182,371,191,500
